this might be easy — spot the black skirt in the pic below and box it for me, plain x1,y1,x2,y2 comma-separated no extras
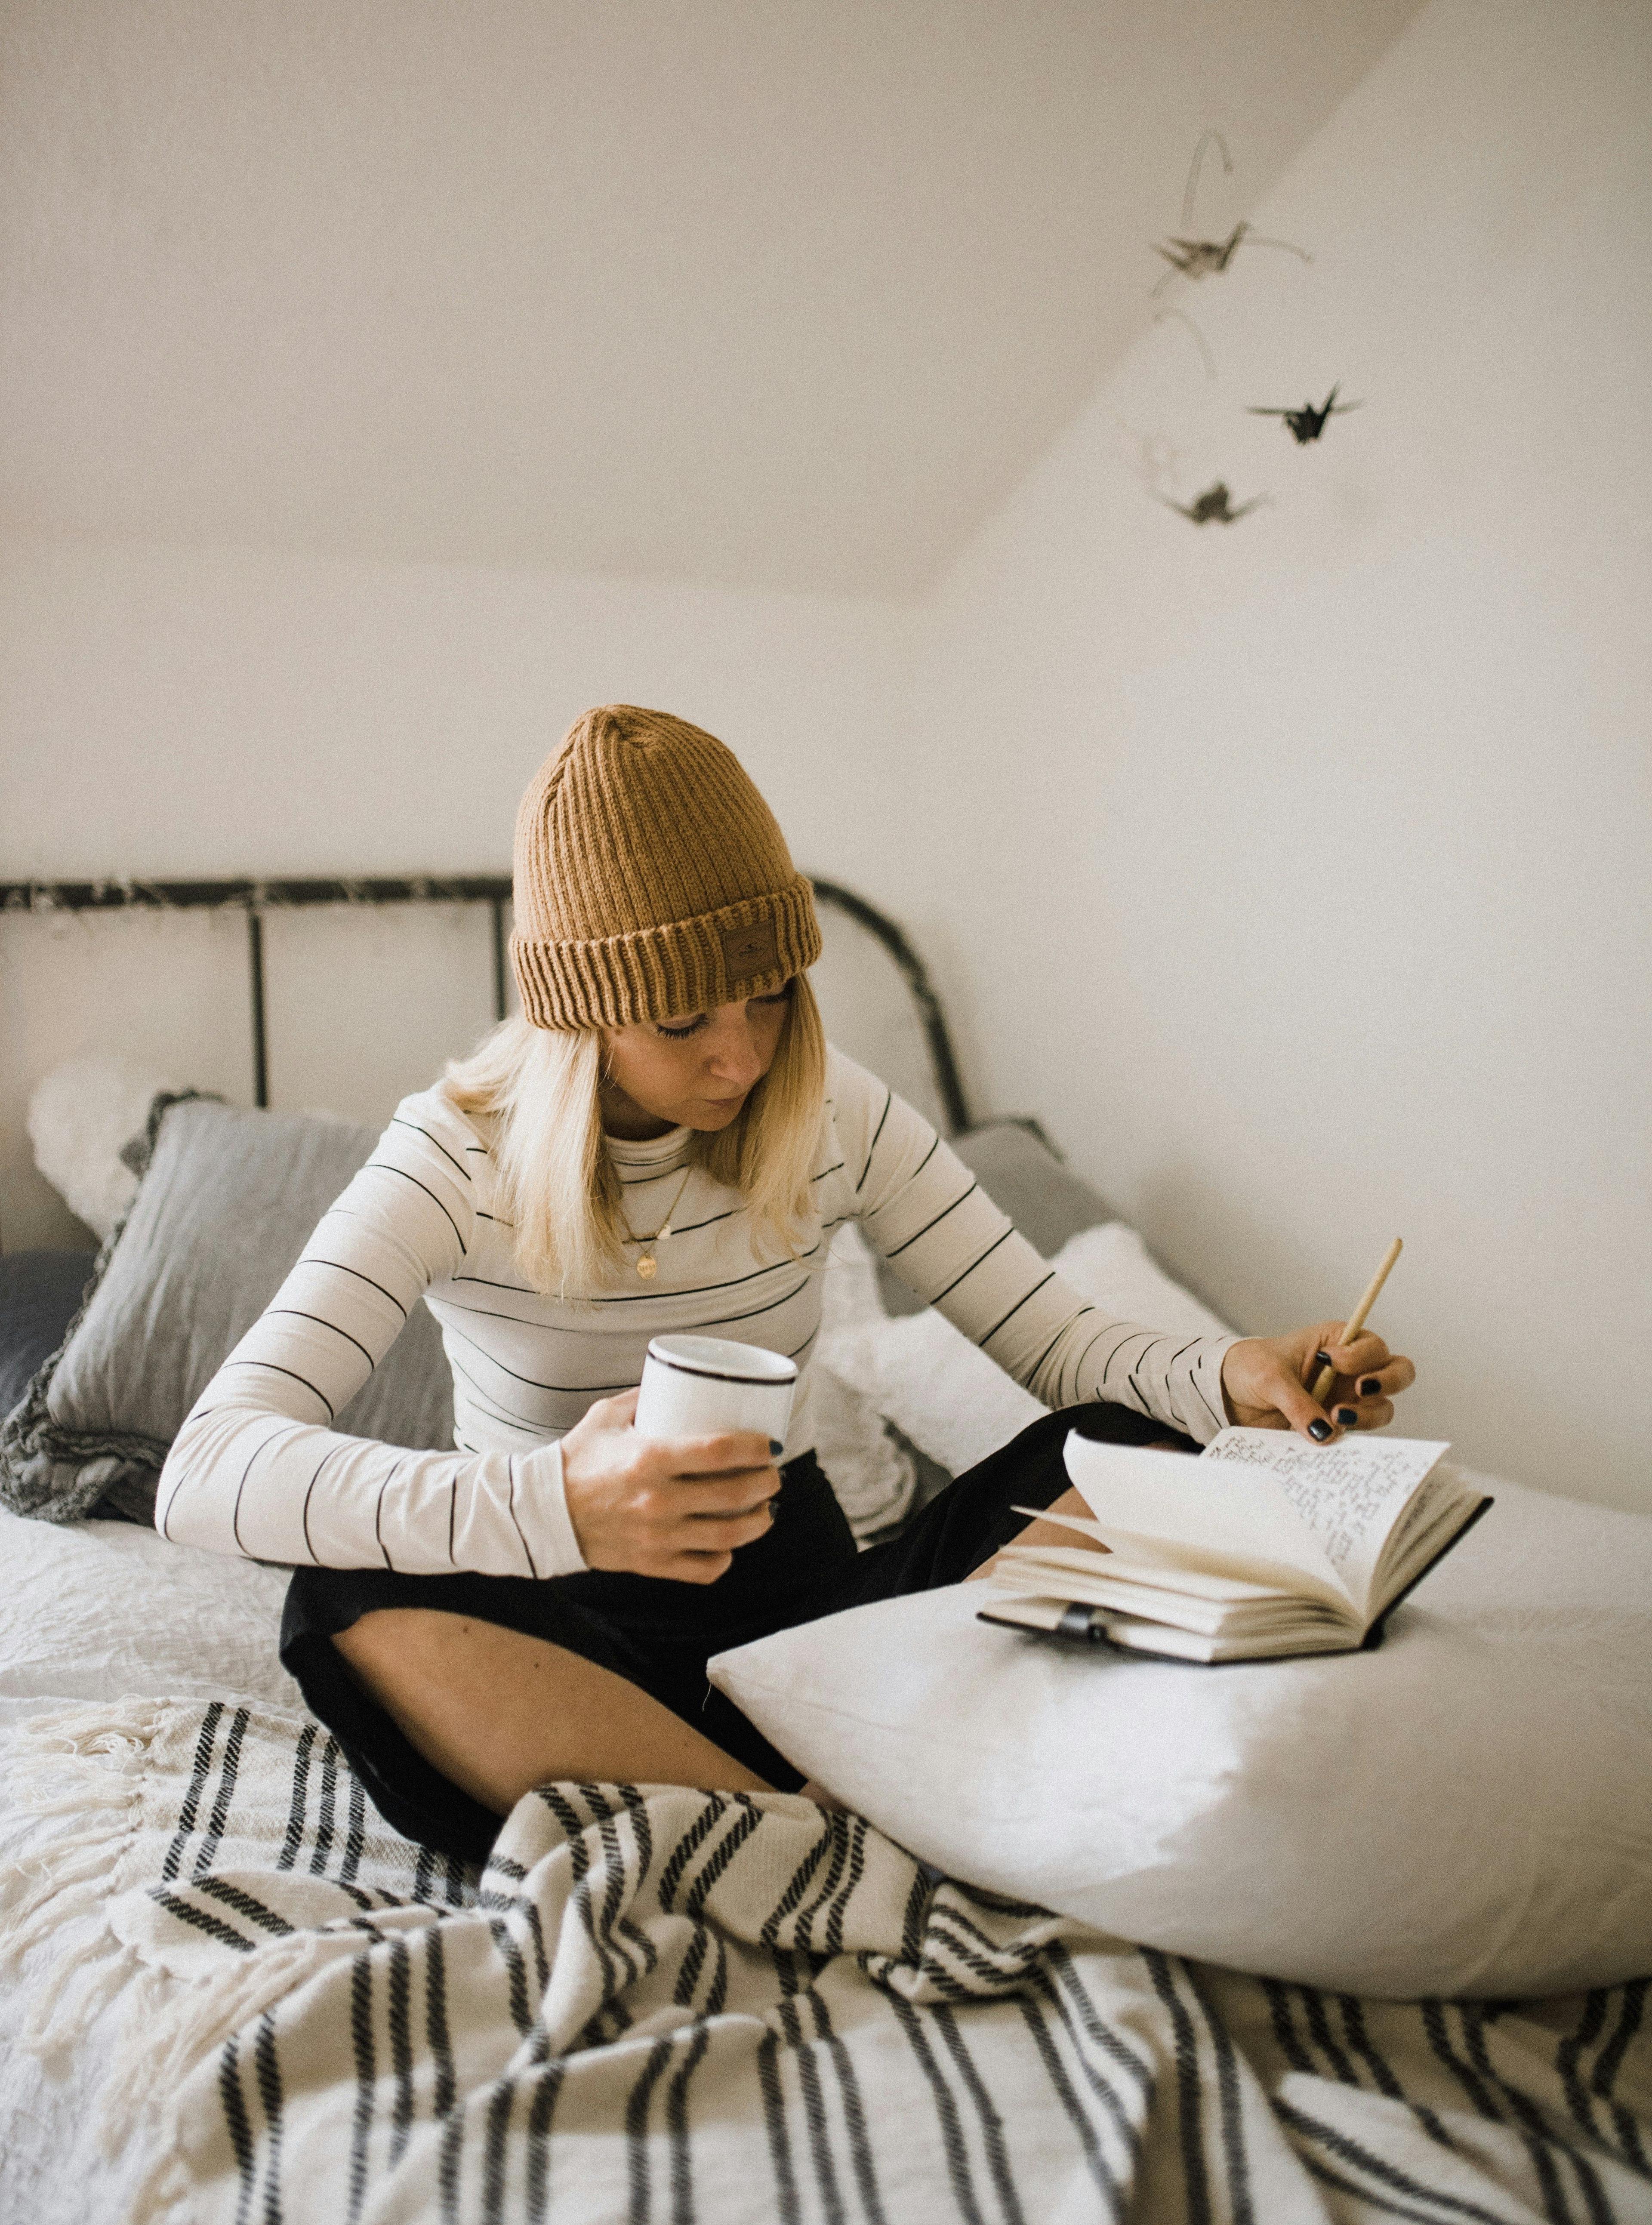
281,1402,1194,1862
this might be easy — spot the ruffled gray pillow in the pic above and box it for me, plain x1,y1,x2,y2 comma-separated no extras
0,1094,453,1526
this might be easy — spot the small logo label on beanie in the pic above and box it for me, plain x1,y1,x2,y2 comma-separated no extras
720,917,778,977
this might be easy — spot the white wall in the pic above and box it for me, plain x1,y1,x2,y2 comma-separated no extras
894,0,1652,1511
0,0,1425,596
0,537,910,1245
0,535,909,885
5,0,1646,1520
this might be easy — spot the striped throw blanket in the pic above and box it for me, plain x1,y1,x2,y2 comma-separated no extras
4,1698,1649,2225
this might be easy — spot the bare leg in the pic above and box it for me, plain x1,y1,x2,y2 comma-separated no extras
334,1609,775,1817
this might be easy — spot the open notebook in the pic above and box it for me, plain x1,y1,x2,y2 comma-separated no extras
978,1427,1491,1663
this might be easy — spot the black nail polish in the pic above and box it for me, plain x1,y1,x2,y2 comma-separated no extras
1314,1350,1332,1369
1336,1407,1358,1427
1358,1377,1381,1396
770,1439,785,1458
1308,1418,1332,1442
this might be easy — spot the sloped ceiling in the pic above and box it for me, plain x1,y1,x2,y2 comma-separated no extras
0,0,1425,598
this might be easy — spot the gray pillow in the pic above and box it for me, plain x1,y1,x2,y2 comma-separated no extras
0,1095,453,1526
875,1119,1116,1317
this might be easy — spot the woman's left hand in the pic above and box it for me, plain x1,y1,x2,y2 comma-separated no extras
1220,1325,1416,1443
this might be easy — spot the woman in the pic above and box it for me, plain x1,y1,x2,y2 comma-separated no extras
157,705,1414,1862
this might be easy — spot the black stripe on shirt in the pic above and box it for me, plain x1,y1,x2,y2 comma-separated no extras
375,1455,410,1571
698,1280,814,1334
856,1093,893,1194
1026,1306,1094,1390
657,1206,742,1239
438,1297,563,1330
1100,1328,1157,1389
976,1271,1055,1351
590,1243,823,1307
444,1350,562,1433
444,1318,639,1398
222,1358,336,1423
301,1445,344,1565
1194,1365,1228,1430
880,1182,979,1260
1067,1322,1114,1384
390,1117,473,1183
304,1257,411,1319
361,1161,468,1255
266,1309,376,1373
928,1226,1014,1309
506,1455,539,1578
231,1421,297,1554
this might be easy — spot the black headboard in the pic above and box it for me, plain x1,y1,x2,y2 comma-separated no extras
0,875,972,1134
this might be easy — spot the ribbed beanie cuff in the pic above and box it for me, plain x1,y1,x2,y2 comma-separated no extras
510,706,823,1029
512,876,820,1028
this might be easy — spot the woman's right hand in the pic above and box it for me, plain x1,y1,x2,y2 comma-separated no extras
552,1388,780,1582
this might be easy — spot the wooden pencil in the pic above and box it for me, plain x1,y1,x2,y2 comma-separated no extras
1311,1238,1403,1406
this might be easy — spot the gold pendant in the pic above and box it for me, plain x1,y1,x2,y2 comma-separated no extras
636,1252,658,1281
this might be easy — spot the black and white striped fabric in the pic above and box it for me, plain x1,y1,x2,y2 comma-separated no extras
155,1048,1236,1578
5,1698,1648,2225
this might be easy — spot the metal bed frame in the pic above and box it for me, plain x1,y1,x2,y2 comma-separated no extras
0,875,973,1134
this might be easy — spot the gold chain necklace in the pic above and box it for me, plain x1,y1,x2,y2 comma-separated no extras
620,1165,695,1281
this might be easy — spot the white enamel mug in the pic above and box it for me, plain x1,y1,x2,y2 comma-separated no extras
633,1335,798,1455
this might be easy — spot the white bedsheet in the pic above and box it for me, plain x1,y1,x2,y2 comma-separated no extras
1,1509,299,1711
0,1700,148,2225
0,1518,297,2222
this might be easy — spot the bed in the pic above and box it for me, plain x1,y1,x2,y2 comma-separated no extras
1,873,1648,2225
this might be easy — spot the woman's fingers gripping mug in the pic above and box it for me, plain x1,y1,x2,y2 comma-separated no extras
634,1335,798,1458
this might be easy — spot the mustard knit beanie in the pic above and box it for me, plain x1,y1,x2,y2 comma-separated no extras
510,705,823,1029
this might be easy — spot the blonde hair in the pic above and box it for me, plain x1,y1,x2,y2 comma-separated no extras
445,976,828,1298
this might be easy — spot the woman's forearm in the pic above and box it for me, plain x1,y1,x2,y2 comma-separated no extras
157,1396,585,1575
838,1065,1236,1444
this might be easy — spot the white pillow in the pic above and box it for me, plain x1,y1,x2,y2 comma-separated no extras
823,1221,1234,1476
711,1470,1652,1998
806,1225,921,1540
27,1056,180,1239
1050,1221,1233,1341
0,1505,300,1708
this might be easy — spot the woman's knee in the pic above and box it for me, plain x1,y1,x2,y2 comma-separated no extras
335,1606,468,1689
333,1612,592,1814
330,1608,559,1744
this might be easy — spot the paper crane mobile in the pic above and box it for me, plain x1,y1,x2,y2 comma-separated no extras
1150,134,1310,296
1162,481,1267,525
1248,385,1363,444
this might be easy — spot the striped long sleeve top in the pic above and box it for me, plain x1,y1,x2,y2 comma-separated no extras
155,1047,1238,1575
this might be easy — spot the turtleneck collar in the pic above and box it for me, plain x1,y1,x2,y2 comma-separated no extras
604,1122,695,1173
